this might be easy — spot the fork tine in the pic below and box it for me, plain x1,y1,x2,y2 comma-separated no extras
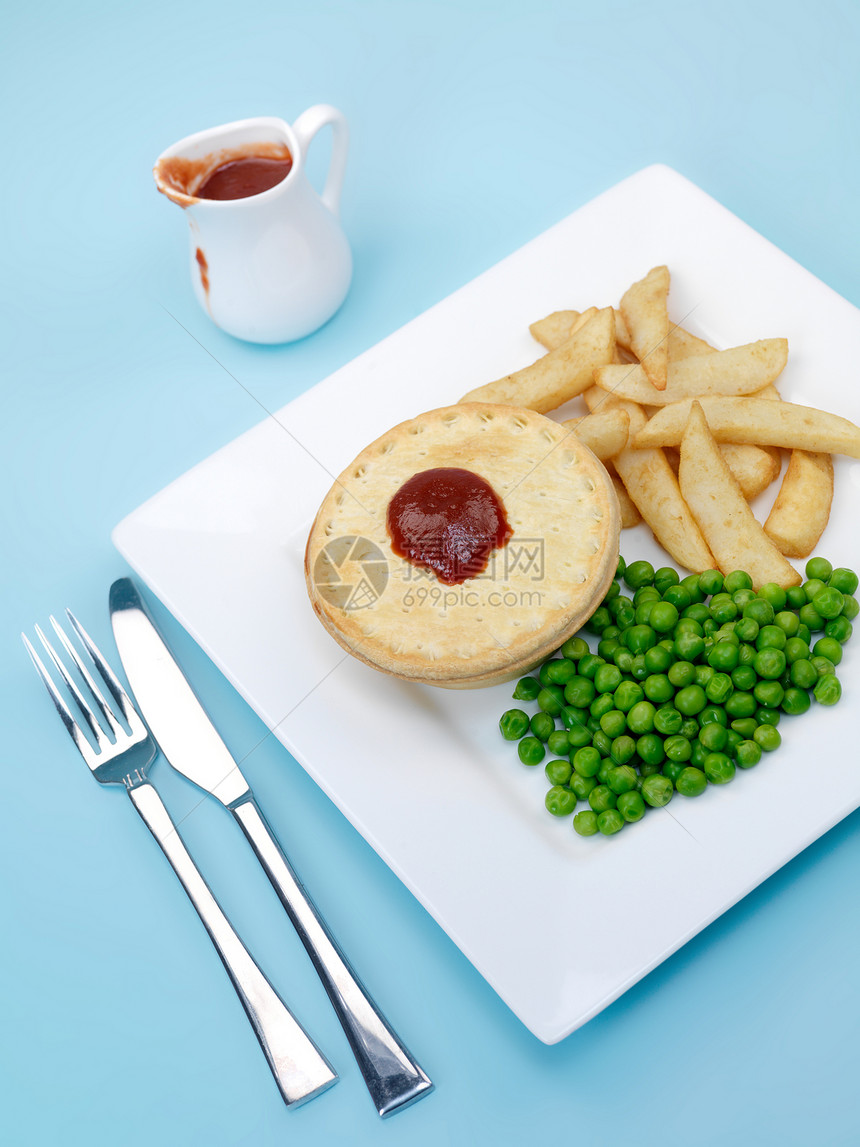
35,622,109,752
49,614,124,741
22,633,94,761
66,608,146,737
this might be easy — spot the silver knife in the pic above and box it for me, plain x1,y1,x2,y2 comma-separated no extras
109,577,433,1118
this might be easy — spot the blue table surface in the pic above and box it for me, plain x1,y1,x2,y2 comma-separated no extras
3,2,859,1144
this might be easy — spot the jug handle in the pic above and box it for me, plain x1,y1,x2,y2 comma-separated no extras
292,104,349,217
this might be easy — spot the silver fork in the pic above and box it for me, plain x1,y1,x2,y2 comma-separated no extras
23,610,338,1109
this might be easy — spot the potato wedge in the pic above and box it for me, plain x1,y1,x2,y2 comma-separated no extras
530,306,598,350
719,443,782,500
619,266,670,390
679,402,800,588
764,450,834,558
460,308,615,412
668,326,716,361
560,408,630,460
584,387,715,571
634,396,860,459
665,440,780,500
593,339,787,406
616,310,714,362
608,466,642,528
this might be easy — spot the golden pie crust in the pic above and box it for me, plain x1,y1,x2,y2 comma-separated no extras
305,403,620,687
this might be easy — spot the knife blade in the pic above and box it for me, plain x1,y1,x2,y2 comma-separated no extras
109,577,433,1118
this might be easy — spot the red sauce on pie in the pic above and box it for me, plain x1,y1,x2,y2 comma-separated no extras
387,468,511,585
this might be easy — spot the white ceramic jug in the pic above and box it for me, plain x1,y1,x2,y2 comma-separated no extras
154,106,352,344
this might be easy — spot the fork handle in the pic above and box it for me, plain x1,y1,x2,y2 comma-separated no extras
127,782,337,1107
230,795,432,1117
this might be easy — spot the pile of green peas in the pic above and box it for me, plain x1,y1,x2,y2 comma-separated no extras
498,554,856,838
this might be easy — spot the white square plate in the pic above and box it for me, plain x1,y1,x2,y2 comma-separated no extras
113,165,860,1043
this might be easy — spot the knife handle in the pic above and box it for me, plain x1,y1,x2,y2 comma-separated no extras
127,782,337,1108
230,795,433,1118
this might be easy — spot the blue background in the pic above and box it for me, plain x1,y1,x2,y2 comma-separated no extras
3,2,859,1144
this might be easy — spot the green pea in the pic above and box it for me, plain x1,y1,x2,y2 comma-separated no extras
756,625,787,651
624,700,655,735
615,555,627,579
545,758,573,786
810,655,836,677
662,735,690,762
825,615,853,644
733,616,759,644
642,773,674,807
756,707,781,727
573,746,601,777
708,642,739,671
573,809,599,836
637,733,665,766
624,559,655,590
784,637,811,663
699,722,728,752
613,647,635,673
725,691,756,719
642,644,672,674
661,760,685,783
774,610,800,638
785,585,807,610
828,567,859,594
788,660,816,690
624,624,657,654
650,707,680,736
651,565,678,593
537,686,565,715
564,677,595,708
596,758,614,785
813,674,842,706
611,598,636,629
643,674,674,704
518,737,546,766
676,766,708,797
597,809,625,835
667,661,696,689
753,679,784,709
753,648,786,680
805,556,833,581
514,678,542,705
607,764,638,794
695,664,715,687
577,654,604,679
705,672,733,704
697,569,724,596
690,740,710,769
614,680,645,712
588,785,617,813
710,596,738,625
731,665,756,691
735,739,762,769
603,581,621,604
610,735,637,766
639,761,662,778
674,630,705,662
560,704,588,732
530,712,556,742
499,709,531,741
812,587,844,620
699,704,727,727
570,772,598,800
547,730,572,757
799,603,825,631
724,570,753,594
648,601,678,634
561,636,590,660
753,724,782,751
592,729,612,757
635,600,656,626
663,584,693,610
590,696,614,725
803,577,827,603
725,728,743,756
743,598,774,627
681,573,706,603
586,605,613,634
594,636,619,662
593,663,623,694
732,588,758,610
781,687,811,716
737,642,757,667
704,752,735,784
545,786,577,816
599,709,627,739
702,619,718,637
674,685,707,716
731,717,758,739
812,636,843,665
840,594,859,621
617,790,646,823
